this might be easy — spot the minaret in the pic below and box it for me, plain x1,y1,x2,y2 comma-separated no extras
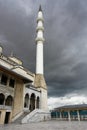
36,5,44,75
34,6,48,110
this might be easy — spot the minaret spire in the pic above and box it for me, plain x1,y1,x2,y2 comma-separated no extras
39,5,42,11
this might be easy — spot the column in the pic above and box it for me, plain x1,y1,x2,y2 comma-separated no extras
77,110,80,121
68,111,71,121
28,98,30,111
35,98,37,109
3,96,6,108
60,111,62,120
38,99,40,109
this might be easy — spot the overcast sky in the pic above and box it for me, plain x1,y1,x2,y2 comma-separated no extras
0,0,87,109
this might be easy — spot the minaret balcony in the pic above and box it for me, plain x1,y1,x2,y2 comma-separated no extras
37,17,44,23
35,37,45,43
36,26,44,32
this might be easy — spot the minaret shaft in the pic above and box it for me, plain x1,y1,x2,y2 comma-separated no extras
35,8,44,75
36,42,43,74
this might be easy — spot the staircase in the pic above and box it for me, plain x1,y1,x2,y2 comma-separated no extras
21,109,51,123
13,112,29,124
12,109,51,124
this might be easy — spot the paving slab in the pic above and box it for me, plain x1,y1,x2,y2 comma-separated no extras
0,120,87,130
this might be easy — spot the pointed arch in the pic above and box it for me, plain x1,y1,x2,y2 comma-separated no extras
30,93,36,111
24,93,29,108
5,95,13,106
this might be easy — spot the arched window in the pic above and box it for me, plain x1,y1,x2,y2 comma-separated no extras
30,93,36,111
0,93,5,105
24,93,29,108
5,95,13,106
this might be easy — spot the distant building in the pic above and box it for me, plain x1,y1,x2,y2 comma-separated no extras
0,6,50,125
51,104,87,121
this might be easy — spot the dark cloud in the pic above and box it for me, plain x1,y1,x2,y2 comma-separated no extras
0,0,87,101
44,0,87,98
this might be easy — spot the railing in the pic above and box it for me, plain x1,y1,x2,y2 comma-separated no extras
22,109,38,123
0,84,14,95
23,108,30,112
0,105,12,110
21,109,51,123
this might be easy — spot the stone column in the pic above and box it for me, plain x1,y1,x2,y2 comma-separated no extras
38,99,40,109
68,111,71,121
60,111,62,120
24,96,25,108
77,110,80,121
28,98,30,110
3,96,6,106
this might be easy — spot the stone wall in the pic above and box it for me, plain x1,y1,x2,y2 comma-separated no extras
12,79,24,118
40,88,48,110
0,110,5,124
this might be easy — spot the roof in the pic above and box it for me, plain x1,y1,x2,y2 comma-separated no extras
55,104,87,110
0,54,34,83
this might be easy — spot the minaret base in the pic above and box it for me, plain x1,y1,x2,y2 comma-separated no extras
34,74,47,89
34,74,48,110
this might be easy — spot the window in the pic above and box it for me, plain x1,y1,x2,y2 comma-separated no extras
9,78,15,88
1,74,8,85
0,93,5,105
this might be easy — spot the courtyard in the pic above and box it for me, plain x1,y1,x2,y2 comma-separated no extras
0,120,87,130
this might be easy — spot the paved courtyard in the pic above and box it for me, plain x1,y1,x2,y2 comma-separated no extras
0,120,87,130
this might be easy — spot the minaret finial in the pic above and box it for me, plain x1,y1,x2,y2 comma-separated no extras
39,5,42,11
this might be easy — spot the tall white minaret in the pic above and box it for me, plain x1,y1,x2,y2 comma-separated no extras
35,5,44,74
34,6,48,110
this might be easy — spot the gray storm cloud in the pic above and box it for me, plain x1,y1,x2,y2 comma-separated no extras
0,0,87,100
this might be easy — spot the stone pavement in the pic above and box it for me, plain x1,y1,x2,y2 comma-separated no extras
0,120,87,130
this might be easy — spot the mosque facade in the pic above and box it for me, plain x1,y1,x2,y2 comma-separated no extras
0,6,50,124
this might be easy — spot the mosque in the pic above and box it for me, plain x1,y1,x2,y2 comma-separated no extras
0,6,50,124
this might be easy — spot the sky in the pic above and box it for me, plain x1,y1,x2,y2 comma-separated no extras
0,0,87,109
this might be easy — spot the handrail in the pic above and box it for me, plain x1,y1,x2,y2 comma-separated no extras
21,109,50,123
